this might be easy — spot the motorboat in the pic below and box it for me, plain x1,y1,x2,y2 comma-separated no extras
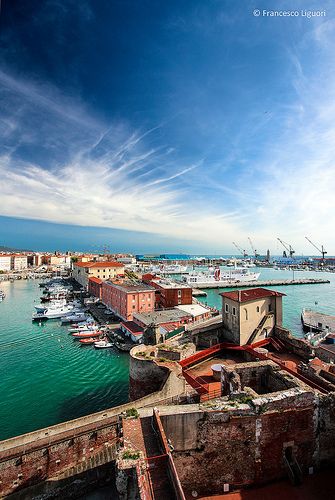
32,303,76,321
94,339,114,348
61,313,89,324
79,337,99,344
72,330,102,338
68,324,98,333
0,290,5,301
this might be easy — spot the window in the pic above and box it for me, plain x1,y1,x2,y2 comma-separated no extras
244,308,248,321
268,304,272,312
232,307,236,316
178,290,182,297
225,304,229,313
256,306,260,313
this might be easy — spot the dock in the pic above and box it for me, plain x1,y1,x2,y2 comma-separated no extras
301,309,335,333
191,278,330,289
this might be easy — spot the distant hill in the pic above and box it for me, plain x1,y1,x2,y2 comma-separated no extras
0,245,33,252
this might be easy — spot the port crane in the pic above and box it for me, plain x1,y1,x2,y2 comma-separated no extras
305,237,327,260
232,242,248,258
248,237,260,258
277,238,295,258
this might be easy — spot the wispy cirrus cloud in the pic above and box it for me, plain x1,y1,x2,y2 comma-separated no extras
0,68,247,250
1,3,335,254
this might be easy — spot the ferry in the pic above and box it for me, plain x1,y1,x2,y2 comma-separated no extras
183,267,260,288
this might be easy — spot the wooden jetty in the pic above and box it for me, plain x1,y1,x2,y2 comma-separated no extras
192,278,330,289
301,309,335,333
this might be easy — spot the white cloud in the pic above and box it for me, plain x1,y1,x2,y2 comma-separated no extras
1,7,335,258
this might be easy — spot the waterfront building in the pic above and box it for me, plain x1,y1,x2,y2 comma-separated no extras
72,261,125,289
101,280,155,321
0,254,12,271
175,303,211,322
88,277,103,299
133,308,192,331
221,288,285,345
11,254,28,270
144,276,192,308
120,321,144,343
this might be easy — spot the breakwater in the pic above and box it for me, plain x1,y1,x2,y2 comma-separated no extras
192,278,330,289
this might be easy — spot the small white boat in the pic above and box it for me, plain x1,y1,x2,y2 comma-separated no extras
68,324,98,333
61,313,89,324
0,290,5,301
94,339,114,349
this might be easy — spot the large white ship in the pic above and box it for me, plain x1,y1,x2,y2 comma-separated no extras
184,267,260,288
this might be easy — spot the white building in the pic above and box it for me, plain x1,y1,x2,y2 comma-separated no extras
12,255,28,271
0,255,11,272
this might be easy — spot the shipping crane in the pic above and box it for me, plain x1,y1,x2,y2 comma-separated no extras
248,237,260,258
277,238,295,258
232,242,248,258
305,237,327,260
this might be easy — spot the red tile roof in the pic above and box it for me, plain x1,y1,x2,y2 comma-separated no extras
121,321,144,335
220,288,285,303
75,261,124,268
88,277,103,284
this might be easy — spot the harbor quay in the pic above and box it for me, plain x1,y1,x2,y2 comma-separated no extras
190,278,330,289
2,278,335,498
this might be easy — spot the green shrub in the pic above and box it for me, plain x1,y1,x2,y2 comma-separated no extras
125,408,139,418
122,450,140,460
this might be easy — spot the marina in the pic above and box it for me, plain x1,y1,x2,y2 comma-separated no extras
1,266,335,440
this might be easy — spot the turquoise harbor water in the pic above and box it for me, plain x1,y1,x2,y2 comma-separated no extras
0,280,129,441
197,267,335,336
1,268,335,440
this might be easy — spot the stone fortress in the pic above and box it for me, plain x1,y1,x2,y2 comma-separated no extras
1,288,335,499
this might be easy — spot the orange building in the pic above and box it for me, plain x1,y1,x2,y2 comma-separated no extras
101,281,155,321
88,277,103,299
144,277,193,308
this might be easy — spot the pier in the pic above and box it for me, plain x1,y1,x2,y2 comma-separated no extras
301,309,335,333
191,278,330,289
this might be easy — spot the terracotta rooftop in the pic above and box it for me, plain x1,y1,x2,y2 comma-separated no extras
220,288,285,303
74,261,124,268
88,277,103,284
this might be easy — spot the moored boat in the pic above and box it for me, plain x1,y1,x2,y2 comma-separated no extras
94,339,114,348
79,337,99,344
183,267,260,287
72,330,102,338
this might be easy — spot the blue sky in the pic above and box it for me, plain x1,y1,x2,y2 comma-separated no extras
0,0,334,254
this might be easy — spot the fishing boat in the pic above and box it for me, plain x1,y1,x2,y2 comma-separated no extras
183,267,260,287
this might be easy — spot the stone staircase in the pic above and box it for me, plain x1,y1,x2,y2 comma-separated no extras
247,313,274,345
